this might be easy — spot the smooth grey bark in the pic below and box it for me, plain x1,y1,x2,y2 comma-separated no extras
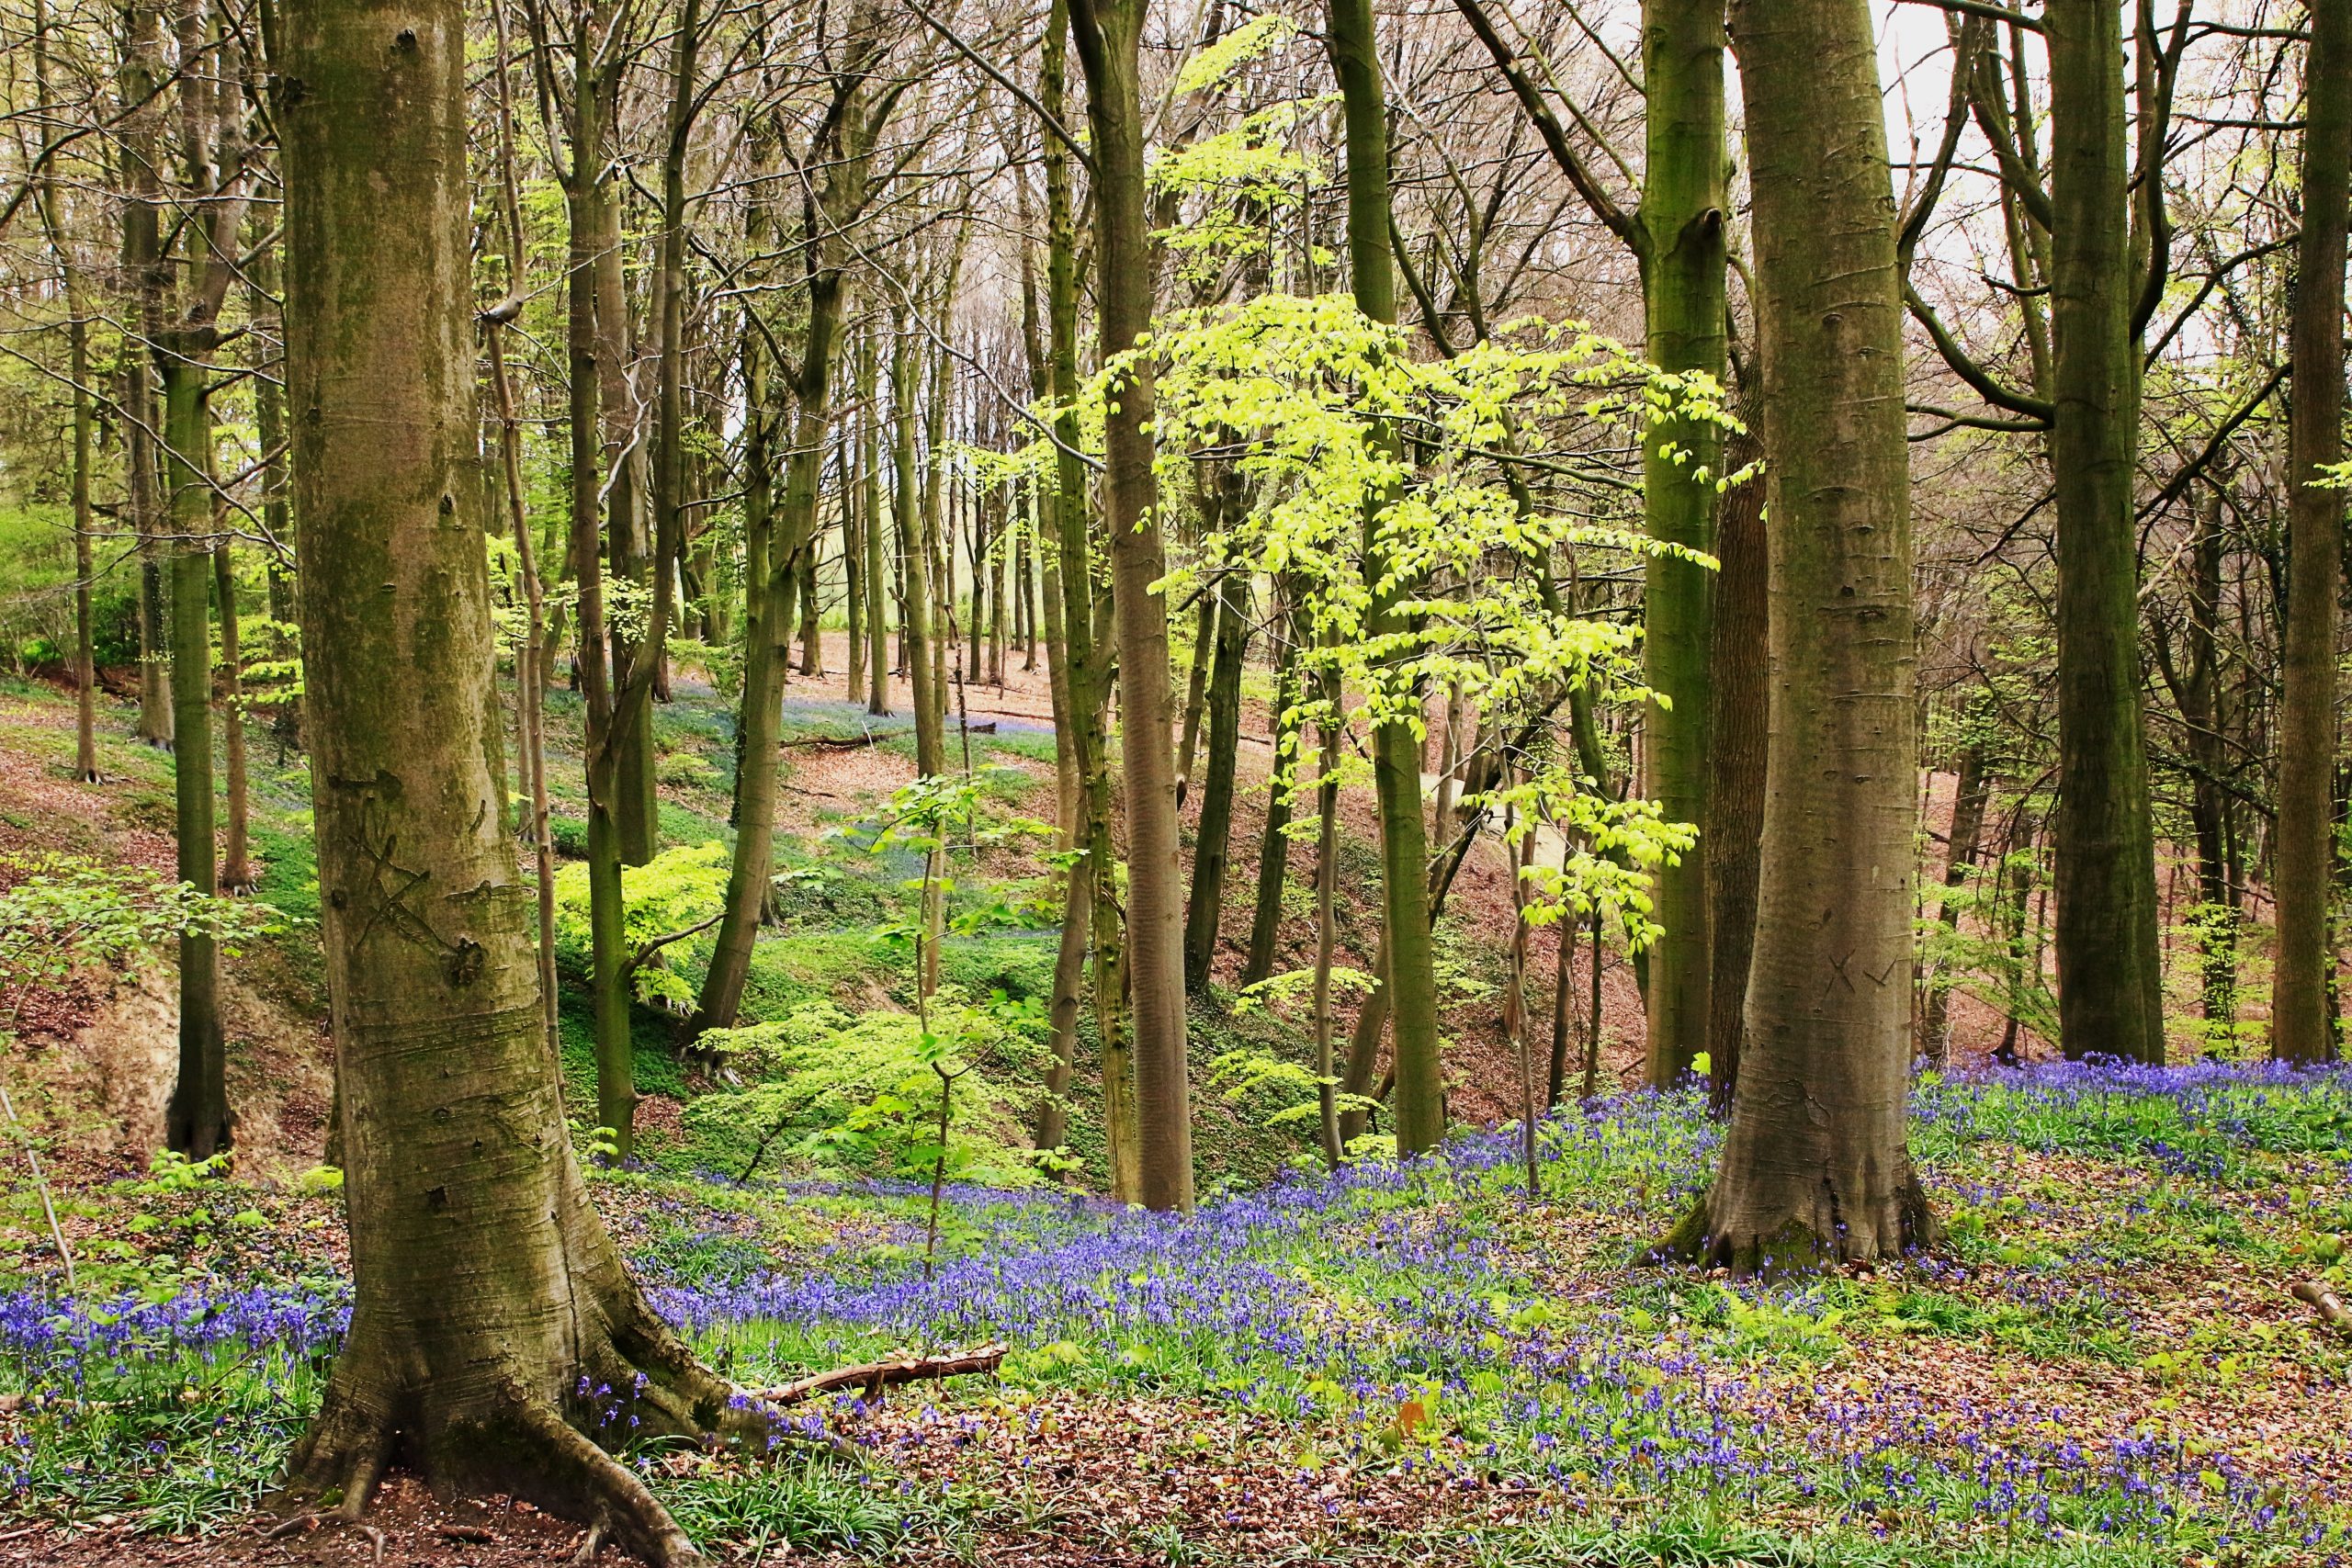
1654,0,1935,1275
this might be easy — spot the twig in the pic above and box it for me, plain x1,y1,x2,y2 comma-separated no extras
2290,1280,2352,1337
745,1343,1008,1407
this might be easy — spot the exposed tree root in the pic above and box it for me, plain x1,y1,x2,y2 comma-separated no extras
1641,1170,1940,1279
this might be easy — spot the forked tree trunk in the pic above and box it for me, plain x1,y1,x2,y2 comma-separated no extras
2272,0,2350,1064
1653,0,1935,1275
280,7,741,1560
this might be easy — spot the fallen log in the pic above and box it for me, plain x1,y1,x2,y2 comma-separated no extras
2290,1280,2352,1337
748,1343,1009,1407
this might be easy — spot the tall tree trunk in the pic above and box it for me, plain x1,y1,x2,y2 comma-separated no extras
162,347,227,1158
1654,0,1934,1274
2047,0,2165,1065
1070,0,1193,1209
858,326,891,716
1701,413,1765,1114
1182,565,1249,991
844,428,867,700
1328,0,1444,1156
1636,0,1729,1089
277,8,739,1551
2273,0,2350,1064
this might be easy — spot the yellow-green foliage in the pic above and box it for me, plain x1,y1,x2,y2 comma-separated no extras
683,995,1049,1186
551,840,730,1010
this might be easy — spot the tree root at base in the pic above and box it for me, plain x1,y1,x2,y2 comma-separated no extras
275,1342,1010,1567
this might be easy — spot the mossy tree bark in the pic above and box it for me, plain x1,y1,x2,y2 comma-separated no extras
1328,0,1444,1156
1635,0,1728,1090
1069,0,1193,1209
278,5,750,1557
2046,0,2165,1065
1653,0,1934,1275
2272,0,2350,1064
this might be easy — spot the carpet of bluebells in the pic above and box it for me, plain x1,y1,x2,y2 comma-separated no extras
4,1058,2351,1564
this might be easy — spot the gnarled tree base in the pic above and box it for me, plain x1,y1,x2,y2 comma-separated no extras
1643,1167,1939,1279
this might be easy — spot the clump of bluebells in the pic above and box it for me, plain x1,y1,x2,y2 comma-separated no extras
0,1060,2343,1562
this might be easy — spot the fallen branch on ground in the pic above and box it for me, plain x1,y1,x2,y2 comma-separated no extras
748,1343,1008,1407
2291,1280,2352,1337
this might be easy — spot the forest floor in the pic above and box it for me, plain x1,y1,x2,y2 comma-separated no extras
2,665,2346,1566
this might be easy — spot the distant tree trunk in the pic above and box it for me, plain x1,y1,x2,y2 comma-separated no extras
1636,0,1729,1091
1329,0,1444,1156
1182,566,1249,991
894,321,944,778
2273,0,2350,1064
844,432,867,701
1242,595,1303,985
860,326,891,716
214,540,251,893
1653,0,1934,1274
797,544,822,676
121,1,173,750
1175,588,1216,805
31,0,99,782
2177,492,2237,1038
70,308,97,780
1071,0,1193,1210
1701,411,1765,1114
1546,844,1577,1108
2046,0,2165,1066
278,9,742,1549
1920,738,1991,1067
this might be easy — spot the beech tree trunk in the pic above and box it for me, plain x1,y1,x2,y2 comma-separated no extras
2047,0,2165,1065
1070,0,1193,1210
2272,0,2350,1063
1328,0,1444,1156
279,6,741,1558
1701,412,1765,1115
1637,0,1729,1089
1655,0,1935,1274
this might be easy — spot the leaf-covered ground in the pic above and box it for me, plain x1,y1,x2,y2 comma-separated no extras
3,1062,2349,1567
